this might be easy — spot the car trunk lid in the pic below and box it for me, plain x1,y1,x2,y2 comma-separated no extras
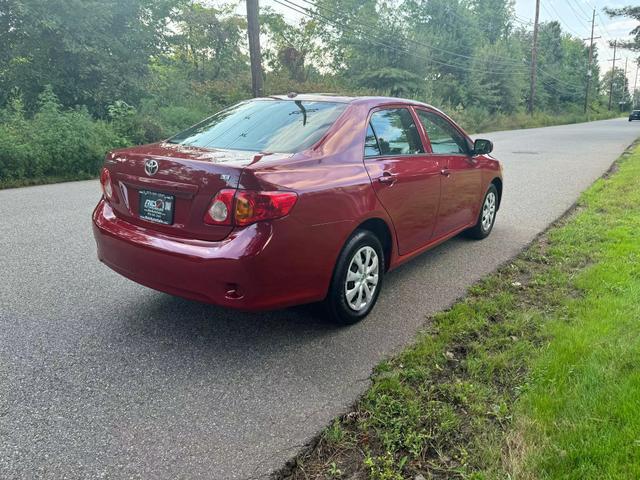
103,143,259,241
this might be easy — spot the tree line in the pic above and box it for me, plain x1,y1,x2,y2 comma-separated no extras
0,0,638,186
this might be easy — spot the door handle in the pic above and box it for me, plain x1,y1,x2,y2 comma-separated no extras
440,169,451,177
378,173,397,184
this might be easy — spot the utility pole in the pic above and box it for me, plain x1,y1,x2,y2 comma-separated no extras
624,57,629,108
608,39,617,111
583,9,600,114
246,0,263,98
528,0,541,115
634,64,639,108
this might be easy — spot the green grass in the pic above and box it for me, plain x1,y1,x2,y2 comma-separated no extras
276,141,640,479
512,153,640,479
455,108,622,135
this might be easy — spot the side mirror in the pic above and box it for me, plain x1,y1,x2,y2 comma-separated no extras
473,138,493,155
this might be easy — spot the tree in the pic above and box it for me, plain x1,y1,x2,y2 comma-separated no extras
0,0,616,130
604,6,640,53
602,67,631,109
1,0,177,115
171,2,246,82
313,0,416,93
467,40,526,114
0,0,25,107
405,0,480,107
357,67,423,97
261,8,321,82
471,0,515,44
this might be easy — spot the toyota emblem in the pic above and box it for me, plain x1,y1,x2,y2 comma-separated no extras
144,159,159,176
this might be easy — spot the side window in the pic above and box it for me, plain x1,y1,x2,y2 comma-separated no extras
364,123,381,157
416,110,468,154
367,108,424,156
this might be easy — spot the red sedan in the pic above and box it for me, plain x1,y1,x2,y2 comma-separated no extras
93,94,502,324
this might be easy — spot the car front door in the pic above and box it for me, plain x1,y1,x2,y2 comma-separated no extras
415,109,482,239
363,107,443,255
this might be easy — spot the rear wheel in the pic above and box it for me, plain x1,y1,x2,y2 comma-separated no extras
466,184,498,239
325,229,385,325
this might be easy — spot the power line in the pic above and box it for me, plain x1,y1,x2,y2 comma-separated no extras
542,1,585,37
513,15,533,26
570,0,591,19
272,0,473,73
541,79,584,97
275,0,530,74
596,12,614,39
300,0,604,88
297,0,587,95
296,0,528,69
272,0,588,98
538,66,585,91
565,0,591,24
580,1,614,44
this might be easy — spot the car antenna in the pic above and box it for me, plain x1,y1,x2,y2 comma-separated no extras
294,100,307,126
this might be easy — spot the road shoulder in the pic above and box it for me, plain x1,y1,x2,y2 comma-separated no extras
274,139,640,479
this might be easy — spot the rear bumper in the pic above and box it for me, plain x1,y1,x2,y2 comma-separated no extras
92,199,327,310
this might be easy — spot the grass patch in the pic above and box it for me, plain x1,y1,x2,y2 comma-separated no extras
275,141,640,479
455,108,622,135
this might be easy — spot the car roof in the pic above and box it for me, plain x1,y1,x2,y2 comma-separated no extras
266,93,356,103
265,93,436,109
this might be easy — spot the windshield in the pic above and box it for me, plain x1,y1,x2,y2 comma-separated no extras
168,99,347,153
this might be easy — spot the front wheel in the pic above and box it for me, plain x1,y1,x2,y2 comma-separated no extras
324,229,385,325
466,184,498,239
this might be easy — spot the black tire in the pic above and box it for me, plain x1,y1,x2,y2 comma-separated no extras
465,184,499,240
324,229,385,325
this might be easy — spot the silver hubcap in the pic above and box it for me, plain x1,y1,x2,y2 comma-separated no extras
482,191,496,231
345,246,379,312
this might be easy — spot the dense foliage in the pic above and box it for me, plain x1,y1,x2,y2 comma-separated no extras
0,0,636,186
0,87,124,183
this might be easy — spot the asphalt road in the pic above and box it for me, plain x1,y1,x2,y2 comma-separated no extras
1,118,638,479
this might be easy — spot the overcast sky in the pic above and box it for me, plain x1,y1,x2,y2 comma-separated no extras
250,0,638,89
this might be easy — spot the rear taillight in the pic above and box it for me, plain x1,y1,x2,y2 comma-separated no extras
100,168,113,200
234,190,298,226
204,189,236,225
204,190,298,226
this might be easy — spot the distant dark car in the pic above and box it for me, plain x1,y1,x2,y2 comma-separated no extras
629,110,640,121
93,94,502,324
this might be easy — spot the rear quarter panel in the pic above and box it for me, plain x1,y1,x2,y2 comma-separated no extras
237,103,394,301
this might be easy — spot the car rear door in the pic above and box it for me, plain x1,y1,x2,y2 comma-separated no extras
363,107,443,255
415,108,482,239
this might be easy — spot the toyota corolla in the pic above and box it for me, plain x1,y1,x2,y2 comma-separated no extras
93,94,502,324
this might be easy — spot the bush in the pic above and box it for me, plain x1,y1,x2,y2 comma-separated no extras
0,87,125,185
449,105,620,134
0,83,622,188
0,81,245,186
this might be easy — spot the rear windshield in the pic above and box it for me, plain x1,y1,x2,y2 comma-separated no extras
168,99,347,153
